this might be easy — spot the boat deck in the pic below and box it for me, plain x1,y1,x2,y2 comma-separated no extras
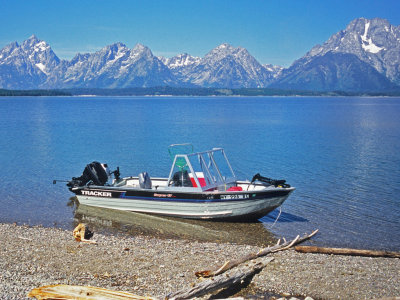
112,176,275,193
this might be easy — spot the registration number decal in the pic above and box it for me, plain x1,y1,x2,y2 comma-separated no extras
220,194,249,200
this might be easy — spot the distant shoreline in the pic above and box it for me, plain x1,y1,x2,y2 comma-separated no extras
2,87,400,97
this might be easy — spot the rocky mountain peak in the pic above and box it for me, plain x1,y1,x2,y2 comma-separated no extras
215,43,234,51
185,43,275,88
24,34,40,44
0,35,60,80
299,17,400,84
98,42,129,62
70,53,91,64
107,42,128,51
1,19,400,91
21,35,49,52
305,18,397,58
0,41,20,59
205,43,236,58
271,17,400,91
132,43,150,53
160,53,201,69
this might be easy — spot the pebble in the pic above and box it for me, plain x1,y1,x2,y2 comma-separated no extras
0,223,399,299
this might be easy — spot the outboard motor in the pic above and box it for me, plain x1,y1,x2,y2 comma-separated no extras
67,162,113,190
250,173,290,188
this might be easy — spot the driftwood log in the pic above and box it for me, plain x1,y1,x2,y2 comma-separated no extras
295,245,400,258
27,284,155,299
27,261,274,300
195,229,318,278
167,258,274,300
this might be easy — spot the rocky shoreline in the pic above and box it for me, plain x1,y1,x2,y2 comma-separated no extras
0,222,399,299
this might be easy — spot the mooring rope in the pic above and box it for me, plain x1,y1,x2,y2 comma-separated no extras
268,206,282,229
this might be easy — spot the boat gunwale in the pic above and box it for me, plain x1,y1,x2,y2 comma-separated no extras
71,183,295,196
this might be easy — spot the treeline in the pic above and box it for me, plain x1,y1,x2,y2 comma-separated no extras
2,87,400,97
0,89,71,96
61,87,400,97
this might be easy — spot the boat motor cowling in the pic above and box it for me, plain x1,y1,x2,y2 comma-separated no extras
67,162,114,189
251,173,291,188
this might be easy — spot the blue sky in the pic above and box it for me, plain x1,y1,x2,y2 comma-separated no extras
1,0,399,66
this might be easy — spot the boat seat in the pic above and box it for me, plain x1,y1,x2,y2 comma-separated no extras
139,172,152,189
227,186,243,191
189,172,206,187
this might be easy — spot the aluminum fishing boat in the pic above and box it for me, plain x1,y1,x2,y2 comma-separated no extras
65,145,295,220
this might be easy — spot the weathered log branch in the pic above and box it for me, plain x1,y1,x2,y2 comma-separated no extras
28,284,154,299
195,229,318,278
295,245,400,258
167,258,274,300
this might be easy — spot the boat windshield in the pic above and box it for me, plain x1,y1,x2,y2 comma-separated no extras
167,148,237,191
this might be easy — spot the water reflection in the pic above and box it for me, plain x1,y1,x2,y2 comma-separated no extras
71,198,276,247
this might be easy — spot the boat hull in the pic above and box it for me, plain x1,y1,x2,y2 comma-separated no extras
72,186,294,220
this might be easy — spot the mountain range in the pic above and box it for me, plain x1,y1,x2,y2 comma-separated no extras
1,17,399,92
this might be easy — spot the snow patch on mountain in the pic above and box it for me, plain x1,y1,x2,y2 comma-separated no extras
35,63,47,74
160,53,201,69
33,41,49,53
263,64,283,78
361,21,384,53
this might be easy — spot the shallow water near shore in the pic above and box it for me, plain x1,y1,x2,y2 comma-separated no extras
0,96,399,250
73,200,277,247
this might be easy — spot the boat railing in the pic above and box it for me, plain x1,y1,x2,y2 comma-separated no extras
167,148,237,191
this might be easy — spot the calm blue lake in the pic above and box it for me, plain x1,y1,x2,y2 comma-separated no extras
0,96,399,250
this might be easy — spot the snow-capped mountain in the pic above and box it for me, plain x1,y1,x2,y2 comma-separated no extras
184,43,275,88
62,42,130,86
270,52,397,92
21,35,61,75
305,18,400,84
159,46,279,88
0,38,176,89
272,18,400,91
0,38,278,89
60,43,176,88
1,18,400,91
0,35,61,89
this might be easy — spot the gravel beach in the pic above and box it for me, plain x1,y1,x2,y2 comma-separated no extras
0,222,399,300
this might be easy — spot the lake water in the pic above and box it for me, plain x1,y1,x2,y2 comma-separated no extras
0,96,399,251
